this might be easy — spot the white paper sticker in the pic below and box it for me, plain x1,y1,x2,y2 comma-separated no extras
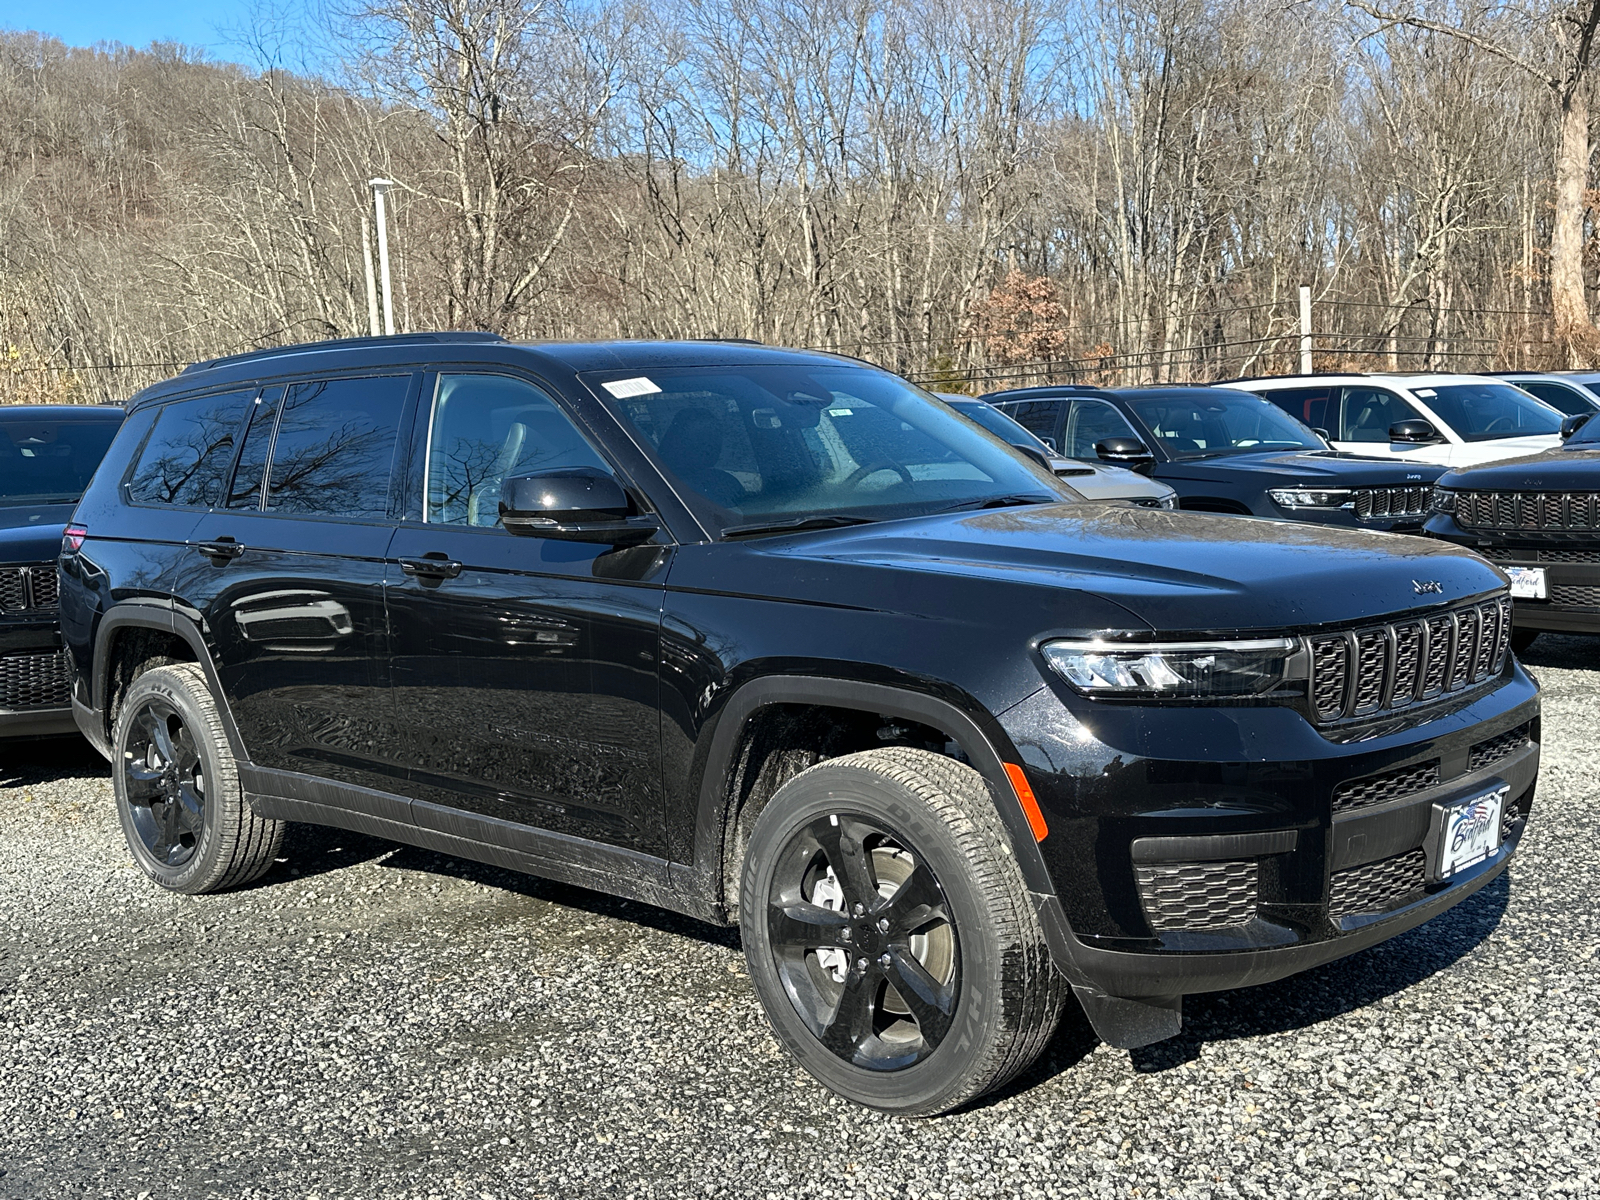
602,376,661,398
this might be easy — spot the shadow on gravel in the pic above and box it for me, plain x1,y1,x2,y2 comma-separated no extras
1128,869,1512,1072
1518,632,1600,671
0,735,108,788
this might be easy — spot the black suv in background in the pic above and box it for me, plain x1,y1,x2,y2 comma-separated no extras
1,404,124,738
1426,410,1600,650
63,336,1537,1115
986,385,1446,530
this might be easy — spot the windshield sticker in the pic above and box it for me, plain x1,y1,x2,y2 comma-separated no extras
602,376,661,398
1414,388,1437,398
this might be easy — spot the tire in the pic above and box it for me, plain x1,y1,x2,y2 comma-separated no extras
1511,628,1540,654
112,663,286,894
739,747,1066,1116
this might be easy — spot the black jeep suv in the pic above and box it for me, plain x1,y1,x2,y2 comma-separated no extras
986,385,1447,530
63,335,1538,1115
1425,410,1600,650
1,403,124,738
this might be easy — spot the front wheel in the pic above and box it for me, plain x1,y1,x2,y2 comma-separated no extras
739,748,1065,1115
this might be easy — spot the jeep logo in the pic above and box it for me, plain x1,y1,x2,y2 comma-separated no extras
1413,580,1444,595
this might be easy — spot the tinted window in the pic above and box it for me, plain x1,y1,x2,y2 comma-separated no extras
1517,381,1594,417
0,413,124,506
228,388,283,508
1003,400,1065,447
1411,382,1561,442
427,374,611,528
593,364,1068,531
1339,387,1417,442
1123,390,1323,458
1064,400,1139,458
265,376,410,518
125,391,249,508
1255,386,1335,431
947,400,1044,449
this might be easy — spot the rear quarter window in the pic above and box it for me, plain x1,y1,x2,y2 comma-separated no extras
125,390,254,507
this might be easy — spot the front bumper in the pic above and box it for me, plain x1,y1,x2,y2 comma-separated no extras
998,665,1538,1021
1424,514,1600,633
0,613,74,740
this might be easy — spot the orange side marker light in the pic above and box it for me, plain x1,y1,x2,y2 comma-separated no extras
1003,762,1049,842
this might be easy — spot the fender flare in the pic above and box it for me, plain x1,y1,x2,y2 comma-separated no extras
680,674,1085,983
90,601,251,762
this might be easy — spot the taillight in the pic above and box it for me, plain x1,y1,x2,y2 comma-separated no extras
62,524,87,553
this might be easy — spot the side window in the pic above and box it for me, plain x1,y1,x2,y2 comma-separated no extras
427,374,612,529
265,376,411,519
1520,381,1591,417
1256,386,1334,432
1339,387,1415,442
1004,400,1064,448
1064,400,1139,458
125,389,253,508
227,387,284,509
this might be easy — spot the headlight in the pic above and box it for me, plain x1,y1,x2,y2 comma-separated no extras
1041,638,1304,698
1431,487,1457,513
1156,492,1178,509
1268,488,1352,509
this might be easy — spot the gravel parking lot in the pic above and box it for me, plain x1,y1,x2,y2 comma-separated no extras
2,639,1597,1200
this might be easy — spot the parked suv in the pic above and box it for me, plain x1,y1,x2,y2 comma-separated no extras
1425,410,1600,650
64,335,1538,1115
986,385,1446,529
1223,373,1563,466
1491,371,1600,417
1,403,124,738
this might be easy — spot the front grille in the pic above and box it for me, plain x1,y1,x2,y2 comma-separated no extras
1307,596,1511,724
1549,585,1600,608
0,650,71,709
1456,490,1600,531
1332,760,1441,813
1354,486,1431,520
1135,860,1258,932
1537,548,1600,563
1478,548,1600,564
1468,723,1531,773
0,565,60,613
1328,848,1427,919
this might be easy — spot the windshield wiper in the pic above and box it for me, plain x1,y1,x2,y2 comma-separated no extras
934,494,1060,514
720,514,880,540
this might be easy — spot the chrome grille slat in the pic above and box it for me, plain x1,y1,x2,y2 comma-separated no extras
1353,485,1430,520
1308,596,1507,726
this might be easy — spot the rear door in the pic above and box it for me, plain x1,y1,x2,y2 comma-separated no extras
180,373,416,796
998,399,1066,451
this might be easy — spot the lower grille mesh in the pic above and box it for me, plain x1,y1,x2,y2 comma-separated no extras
1468,723,1532,773
1328,849,1427,919
0,650,71,710
1332,760,1441,813
1550,585,1600,608
1135,860,1258,932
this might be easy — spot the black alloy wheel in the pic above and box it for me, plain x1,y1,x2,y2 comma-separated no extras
766,812,959,1071
122,698,207,868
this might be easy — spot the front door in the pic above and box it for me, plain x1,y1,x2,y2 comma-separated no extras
383,372,669,858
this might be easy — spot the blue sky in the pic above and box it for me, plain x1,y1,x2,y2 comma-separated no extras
2,0,316,64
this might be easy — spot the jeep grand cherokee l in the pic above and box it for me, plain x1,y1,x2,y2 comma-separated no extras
61,335,1538,1115
1,403,123,738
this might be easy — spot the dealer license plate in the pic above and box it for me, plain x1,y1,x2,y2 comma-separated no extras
1434,786,1506,880
1505,566,1546,599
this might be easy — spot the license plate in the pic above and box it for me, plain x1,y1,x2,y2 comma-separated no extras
1433,786,1506,880
1505,566,1546,599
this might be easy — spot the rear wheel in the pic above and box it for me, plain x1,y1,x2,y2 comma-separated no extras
739,747,1065,1115
113,663,286,894
1511,628,1540,654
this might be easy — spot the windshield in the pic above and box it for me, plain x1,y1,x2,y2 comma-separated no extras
0,415,123,506
946,399,1052,452
1413,383,1562,442
1123,390,1325,459
587,364,1073,533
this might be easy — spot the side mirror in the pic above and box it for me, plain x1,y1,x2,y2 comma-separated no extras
1039,435,1059,452
1012,442,1053,469
1561,412,1594,440
1389,419,1442,444
1312,426,1332,440
499,468,659,544
1094,437,1156,476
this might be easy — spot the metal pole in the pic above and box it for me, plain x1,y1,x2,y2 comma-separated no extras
361,213,380,338
1299,284,1313,374
369,178,396,336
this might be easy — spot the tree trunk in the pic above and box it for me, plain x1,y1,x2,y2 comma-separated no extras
1551,86,1600,365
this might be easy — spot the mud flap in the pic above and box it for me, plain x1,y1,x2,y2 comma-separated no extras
1073,987,1183,1049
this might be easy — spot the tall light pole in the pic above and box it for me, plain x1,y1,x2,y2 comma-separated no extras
368,178,396,336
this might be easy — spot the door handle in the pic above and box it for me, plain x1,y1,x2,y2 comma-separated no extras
196,539,245,564
400,556,463,580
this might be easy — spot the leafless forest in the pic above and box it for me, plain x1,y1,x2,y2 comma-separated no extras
4,0,1600,404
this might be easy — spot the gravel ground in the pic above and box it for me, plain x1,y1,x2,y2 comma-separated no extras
1,640,1597,1200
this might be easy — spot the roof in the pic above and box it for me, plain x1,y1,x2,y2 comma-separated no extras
1225,372,1502,388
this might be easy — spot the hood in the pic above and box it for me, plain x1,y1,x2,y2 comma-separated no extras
1438,445,1600,490
1051,459,1174,502
749,504,1504,635
0,504,73,564
1446,435,1564,466
1158,449,1444,487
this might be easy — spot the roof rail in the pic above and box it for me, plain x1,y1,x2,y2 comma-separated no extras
181,331,508,374
1213,371,1368,385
